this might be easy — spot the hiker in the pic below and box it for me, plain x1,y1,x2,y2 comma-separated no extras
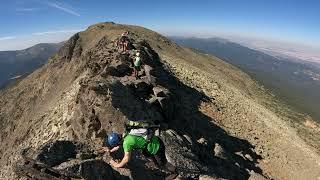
133,51,142,79
99,130,176,177
118,32,129,52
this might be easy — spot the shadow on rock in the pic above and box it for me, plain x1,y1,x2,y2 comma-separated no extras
15,140,130,180
128,156,166,180
107,40,264,179
36,140,78,167
80,160,130,180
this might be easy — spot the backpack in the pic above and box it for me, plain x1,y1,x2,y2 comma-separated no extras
124,120,160,141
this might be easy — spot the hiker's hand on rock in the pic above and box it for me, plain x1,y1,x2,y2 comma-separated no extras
110,159,121,167
110,159,117,167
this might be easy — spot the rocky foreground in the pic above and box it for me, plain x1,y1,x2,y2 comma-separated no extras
0,22,320,180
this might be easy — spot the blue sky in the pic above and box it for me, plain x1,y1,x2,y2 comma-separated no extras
0,0,319,50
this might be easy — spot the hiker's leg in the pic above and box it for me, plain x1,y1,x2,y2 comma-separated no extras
125,42,128,50
154,138,172,169
165,162,176,173
133,68,136,76
142,148,155,163
154,138,177,180
132,68,136,77
137,66,141,78
120,42,123,51
117,41,121,50
134,67,139,78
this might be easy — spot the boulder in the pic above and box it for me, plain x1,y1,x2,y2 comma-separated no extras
161,130,202,178
152,86,175,120
144,65,156,85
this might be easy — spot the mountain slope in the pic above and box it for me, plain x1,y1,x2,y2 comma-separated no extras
171,37,320,123
0,22,319,180
0,43,62,88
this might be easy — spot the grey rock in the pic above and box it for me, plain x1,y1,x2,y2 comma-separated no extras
213,143,227,160
166,129,178,137
161,131,201,178
197,137,208,145
245,154,254,162
152,86,175,120
183,134,193,146
144,65,156,85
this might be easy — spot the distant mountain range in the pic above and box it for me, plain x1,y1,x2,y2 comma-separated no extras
0,43,62,88
171,37,320,122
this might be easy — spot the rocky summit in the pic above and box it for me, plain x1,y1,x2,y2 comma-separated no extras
0,22,320,180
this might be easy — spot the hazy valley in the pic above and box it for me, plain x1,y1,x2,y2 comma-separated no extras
171,37,320,123
0,43,62,88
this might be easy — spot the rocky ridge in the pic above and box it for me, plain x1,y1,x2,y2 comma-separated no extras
0,22,319,180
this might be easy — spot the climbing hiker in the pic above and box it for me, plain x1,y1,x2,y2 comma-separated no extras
99,128,177,178
118,31,129,52
133,51,142,79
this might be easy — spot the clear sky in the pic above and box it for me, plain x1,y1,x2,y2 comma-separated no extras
0,0,319,50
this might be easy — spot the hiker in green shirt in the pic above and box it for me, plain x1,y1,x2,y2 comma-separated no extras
133,51,142,79
99,132,176,175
